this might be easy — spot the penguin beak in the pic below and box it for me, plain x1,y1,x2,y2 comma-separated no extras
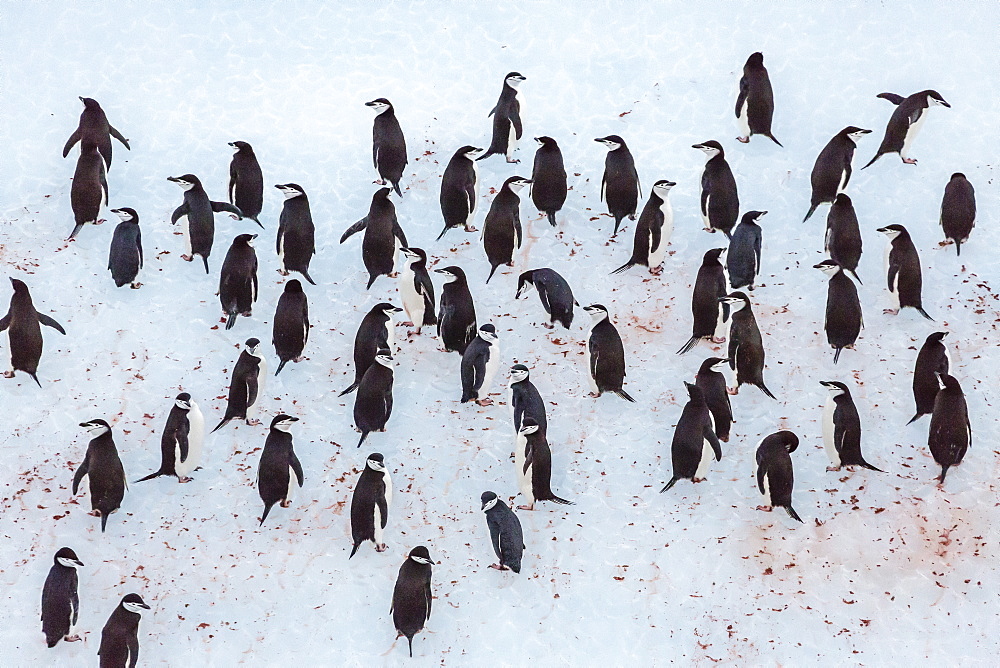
75,559,85,567
78,96,85,103
138,602,151,610
692,143,704,149
940,100,951,108
167,176,180,183
78,422,89,428
393,306,404,313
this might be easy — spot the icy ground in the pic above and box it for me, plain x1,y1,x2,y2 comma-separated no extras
1,1,999,665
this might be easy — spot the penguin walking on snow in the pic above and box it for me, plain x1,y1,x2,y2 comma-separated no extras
483,176,531,282
530,136,567,225
479,72,526,163
438,146,484,240
69,141,108,240
391,546,433,658
275,183,317,284
515,268,576,329
481,491,525,573
727,210,765,290
257,414,303,526
595,135,640,235
755,431,803,522
366,98,407,195
824,194,863,283
584,304,634,401
339,303,401,396
661,382,723,492
820,381,883,472
72,420,127,533
461,324,501,405
108,208,143,288
398,248,436,335
62,96,129,169
815,260,863,363
340,187,408,289
928,373,971,484
940,173,976,255
878,224,931,319
273,280,310,375
350,453,392,557
138,393,205,483
803,127,871,222
677,248,729,354
41,547,84,648
735,52,781,146
509,364,547,435
168,174,244,273
721,292,776,398
98,594,150,668
435,266,477,354
0,278,66,386
516,417,573,510
354,349,394,447
908,331,950,424
228,141,264,227
863,90,950,168
696,357,733,443
219,233,258,330
694,141,739,238
212,338,267,432
612,179,676,275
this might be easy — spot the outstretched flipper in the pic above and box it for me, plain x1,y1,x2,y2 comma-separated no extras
876,92,906,105
62,130,82,158
340,217,368,244
37,314,66,335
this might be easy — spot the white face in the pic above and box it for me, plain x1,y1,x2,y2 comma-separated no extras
823,383,845,396
278,187,302,200
57,557,82,569
123,601,148,614
482,496,499,512
697,146,721,158
402,251,420,264
515,282,531,299
601,140,621,151
506,76,524,88
368,102,390,114
481,329,499,343
710,360,728,373
816,263,840,277
84,423,109,436
653,183,675,197
175,398,192,410
246,343,262,357
510,368,529,382
464,148,484,160
753,212,767,222
929,95,946,107
723,298,747,311
879,228,901,239
411,554,431,564
274,419,296,433
439,271,457,283
519,424,539,436
230,144,241,153
585,307,607,321
383,306,400,318
375,354,394,367
367,458,386,472
113,210,133,222
509,179,531,193
246,236,256,248
172,179,194,191
849,130,869,141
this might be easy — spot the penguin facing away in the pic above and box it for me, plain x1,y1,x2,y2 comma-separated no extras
612,179,676,275
168,173,244,273
272,279,310,375
508,363,547,435
62,96,129,170
391,546,434,658
755,430,803,522
349,453,392,557
820,381,883,473
108,208,143,288
677,248,729,355
595,135,641,235
815,259,863,363
516,417,573,510
41,547,84,648
366,98,407,195
721,292,776,399
212,338,267,432
257,414,303,526
727,210,766,291
69,140,108,240
354,349,394,448
928,373,971,484
438,145,484,240
219,233,259,330
340,187,408,289
435,266,477,354
228,141,265,227
0,278,66,386
483,176,531,282
824,193,863,284
398,248,437,335
862,90,950,168
461,324,501,405
481,491,525,573
803,126,871,222
908,331,950,424
339,303,401,396
735,52,781,146
530,136,567,226
693,140,739,238
939,173,976,255
515,267,577,329
584,304,635,402
661,382,723,492
72,420,127,533
877,224,931,320
479,72,526,163
137,392,205,483
695,357,734,443
98,593,150,668
275,183,317,285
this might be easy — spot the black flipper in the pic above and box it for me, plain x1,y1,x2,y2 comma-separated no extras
62,129,81,158
340,217,368,243
660,475,681,493
785,506,803,523
547,211,557,227
211,201,245,220
37,314,66,334
613,389,636,403
275,359,288,376
876,92,906,105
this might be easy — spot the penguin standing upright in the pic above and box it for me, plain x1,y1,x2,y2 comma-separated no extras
820,381,883,473
481,491,525,573
228,141,264,227
755,430,803,522
72,420,127,533
41,547,84,648
939,173,976,255
391,546,433,658
928,373,971,484
877,224,931,319
0,278,66,386
508,364,547,435
727,210,766,290
530,136,567,226
583,304,634,401
862,90,950,168
612,180,676,275
398,248,436,335
479,72,526,163
212,338,267,432
435,266,477,354
98,593,150,668
595,135,640,235
803,126,871,222
340,187,408,289
257,414,303,525
516,418,573,510
693,141,739,238
677,249,728,354
824,194,863,283
354,349,394,447
661,382,723,492
138,393,205,483
908,331,950,424
107,208,143,288
438,146,484,240
219,233,258,330
735,52,781,146
815,260,863,363
69,140,108,240
366,98,407,195
721,292,776,398
349,452,392,557
274,183,316,284
272,280,309,375
695,357,733,443
339,303,401,396
515,268,576,329
62,97,129,169
168,174,244,273
482,176,531,282
461,324,500,405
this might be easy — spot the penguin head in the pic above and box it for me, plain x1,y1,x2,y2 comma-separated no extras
375,349,394,368
514,271,536,299
366,453,387,472
950,173,966,182
813,259,842,277
54,547,84,568
79,96,100,109
167,174,199,190
519,417,541,436
408,545,432,565
434,266,465,283
820,380,848,396
234,233,257,248
478,324,499,342
400,247,426,265
743,211,767,225
776,430,799,453
925,90,950,108
481,491,501,511
876,224,906,239
275,183,305,199
583,304,609,322
745,52,764,68
365,98,392,114
594,135,624,151
720,292,750,311
378,302,404,319
373,186,394,202
228,141,253,153
927,331,949,344
505,72,526,88
693,141,723,158
244,338,262,356
704,247,726,263
110,207,138,223
284,279,303,294
509,364,530,383
121,593,151,615
936,372,961,392
534,136,558,149
271,414,299,432
174,392,193,410
652,180,677,199
458,145,485,160
504,176,532,193
683,381,704,401
9,277,28,294
698,357,729,374
79,419,111,436
843,126,872,142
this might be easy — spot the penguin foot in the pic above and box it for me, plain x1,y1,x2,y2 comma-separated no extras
826,466,842,472
845,344,855,350
588,392,601,398
181,254,193,262
692,477,705,483
902,158,918,165
705,227,716,233
130,282,142,289
178,476,193,483
376,543,388,552
64,635,81,643
756,505,773,512
726,386,739,396
883,308,899,315
88,509,101,517
938,239,955,246
280,500,292,508
719,435,729,443
241,311,252,317
736,136,750,143
711,336,726,344
650,266,663,276
2,371,13,378
542,322,554,329
505,158,520,164
401,321,415,327
407,329,421,337
246,419,262,426
516,504,535,511
388,272,398,278
464,225,478,233
278,269,290,276
476,398,494,407
293,356,305,363
489,563,510,571
374,179,386,185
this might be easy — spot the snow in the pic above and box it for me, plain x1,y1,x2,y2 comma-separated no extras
1,1,999,664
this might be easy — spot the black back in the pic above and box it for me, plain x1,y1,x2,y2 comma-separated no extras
756,432,799,516
911,333,949,421
221,349,262,422
511,373,547,435
70,142,107,231
727,213,763,290
809,127,863,213
108,218,142,287
362,189,407,289
886,227,924,310
342,305,392,394
590,319,627,393
517,268,575,329
229,142,264,221
696,358,732,442
41,549,81,647
736,52,778,142
72,428,126,532
928,374,971,482
530,137,567,224
257,426,303,524
691,249,727,338
669,384,721,481
277,188,316,282
438,268,477,354
439,148,478,234
63,97,129,170
392,548,433,657
483,178,523,281
825,270,862,353
219,235,258,324
700,149,739,236
273,280,309,367
350,458,389,555
825,194,862,277
484,495,525,573
602,141,640,232
940,173,976,255
98,597,143,668
354,361,394,438
372,103,407,194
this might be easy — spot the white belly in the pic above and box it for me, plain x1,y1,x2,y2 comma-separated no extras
837,167,850,195
901,111,928,159
762,473,771,505
480,345,501,397
470,160,479,221
507,92,523,160
515,433,532,498
386,317,396,352
694,439,714,479
737,99,750,138
182,221,192,255
584,335,598,392
175,403,205,477
248,359,266,419
884,244,899,309
648,201,672,269
822,397,839,467
373,505,384,546
399,266,424,327
714,304,728,340
701,181,711,230
285,466,296,502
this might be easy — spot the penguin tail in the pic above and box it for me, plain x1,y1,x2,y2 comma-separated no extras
225,313,238,330
211,417,231,433
392,182,402,197
676,336,700,355
848,269,863,285
260,503,274,526
300,269,317,285
136,471,165,482
202,255,210,274
859,460,885,473
28,372,42,388
756,382,777,400
660,476,681,493
486,264,499,284
366,273,378,290
251,216,264,229
436,226,449,241
612,216,623,236
46,637,59,649
613,389,636,403
550,495,574,505
275,359,288,376
802,203,819,223
100,512,109,533
767,134,783,147
407,634,414,658
338,381,359,397
349,542,361,559
906,412,924,425
786,505,804,523
68,224,84,240
476,149,497,162
833,347,843,364
723,229,733,240
860,153,880,170
955,239,962,257
611,261,636,275
357,431,369,448
938,465,950,484
917,307,934,321
461,390,476,404
547,211,557,227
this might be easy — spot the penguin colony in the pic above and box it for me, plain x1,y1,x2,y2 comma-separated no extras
5,49,988,661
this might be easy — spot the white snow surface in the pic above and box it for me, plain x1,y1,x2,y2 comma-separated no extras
1,1,999,665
